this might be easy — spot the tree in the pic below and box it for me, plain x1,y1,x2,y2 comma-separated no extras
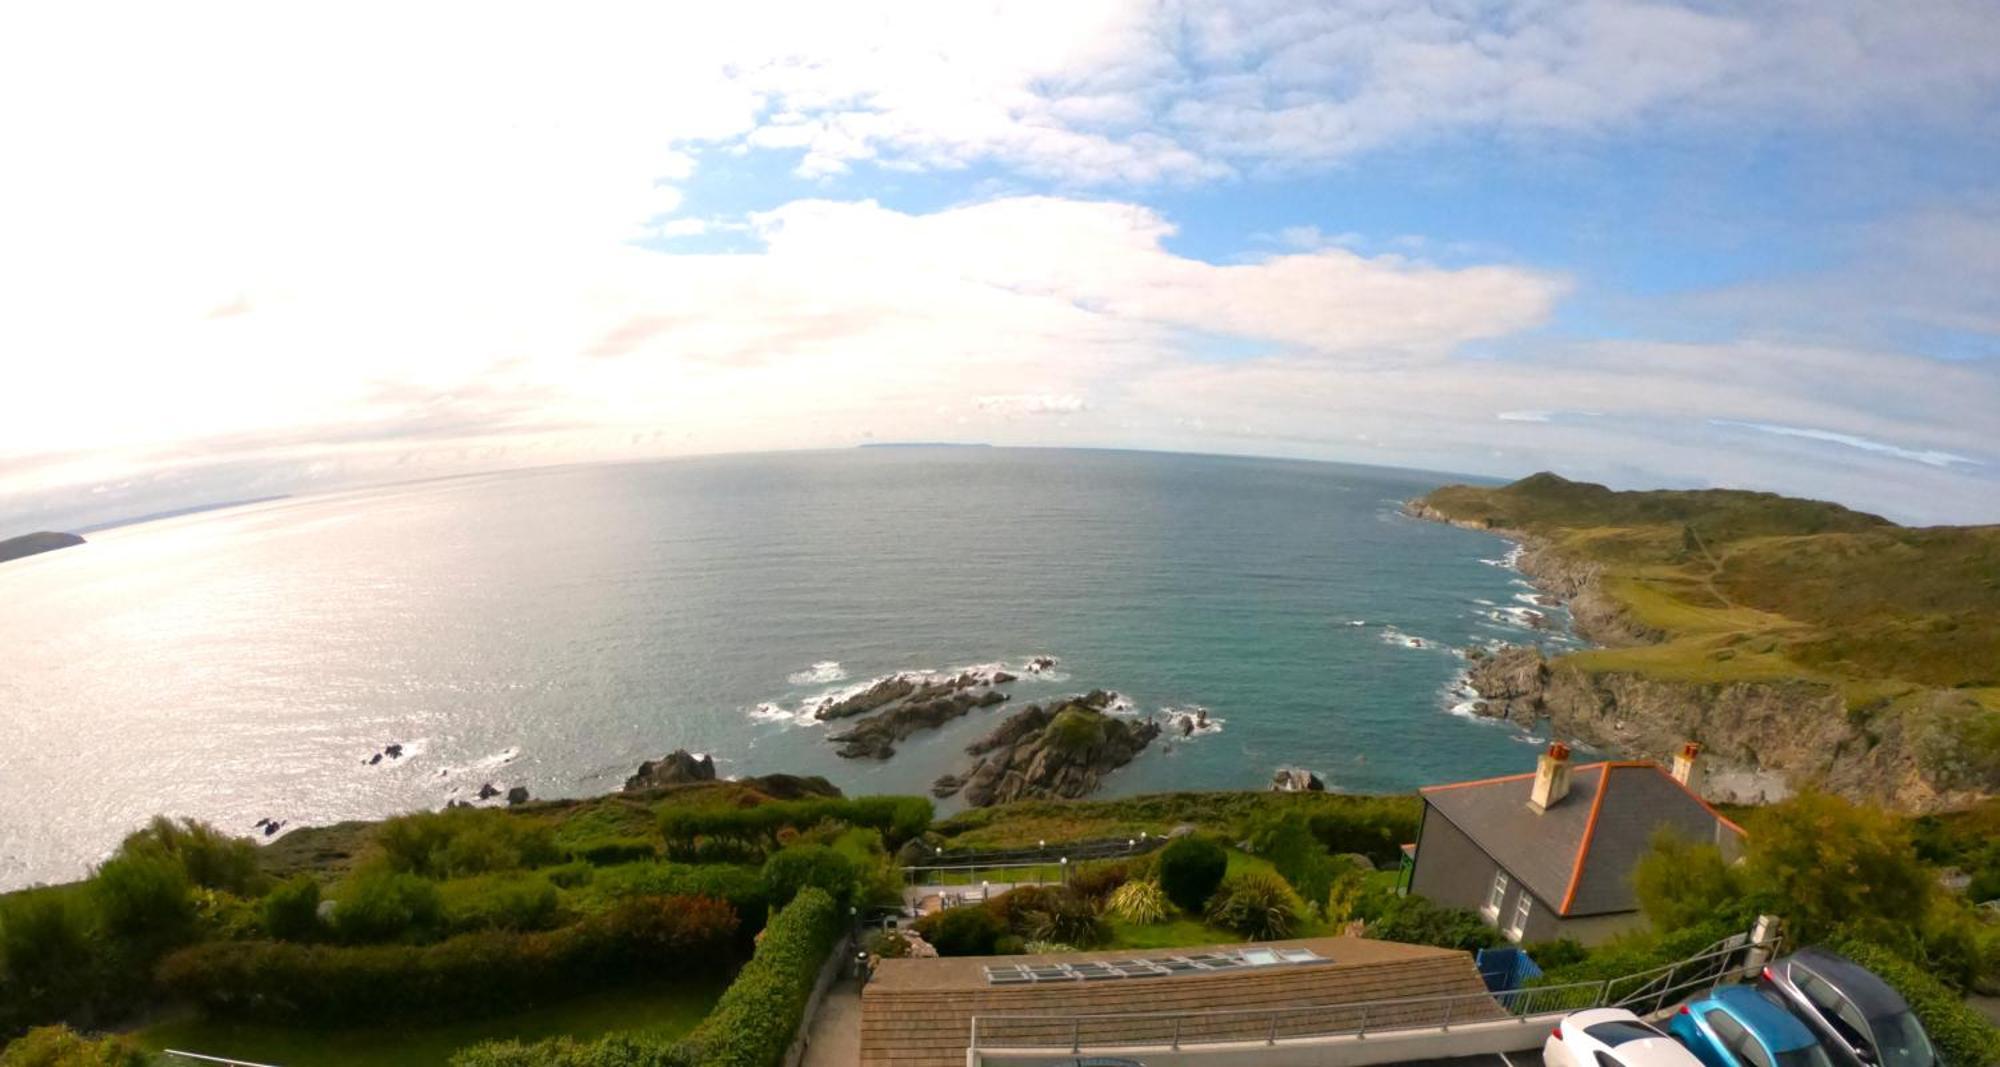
1743,790,1932,943
1157,836,1228,913
1633,827,1747,932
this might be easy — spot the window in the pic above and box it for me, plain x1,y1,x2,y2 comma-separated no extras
1706,1010,1771,1067
1483,871,1508,918
1773,1046,1835,1067
1505,891,1533,941
1867,1011,1936,1067
1797,971,1871,1050
1584,1020,1667,1047
1594,1053,1629,1067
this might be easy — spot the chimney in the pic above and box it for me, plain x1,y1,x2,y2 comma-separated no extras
1671,742,1703,794
1529,742,1572,812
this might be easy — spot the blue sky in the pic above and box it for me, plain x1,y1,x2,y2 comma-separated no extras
2,1,1998,529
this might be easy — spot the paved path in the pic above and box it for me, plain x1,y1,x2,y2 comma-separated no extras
800,972,863,1067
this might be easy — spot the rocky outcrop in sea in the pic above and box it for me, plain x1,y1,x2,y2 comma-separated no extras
624,749,717,791
937,690,1161,806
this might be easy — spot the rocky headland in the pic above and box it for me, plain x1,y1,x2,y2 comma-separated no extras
1411,473,1999,812
825,671,1012,759
933,690,1162,806
0,530,84,564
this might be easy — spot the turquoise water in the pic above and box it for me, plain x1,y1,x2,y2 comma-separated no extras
0,448,1576,889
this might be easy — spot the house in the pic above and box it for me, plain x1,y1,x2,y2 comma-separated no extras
1408,742,1745,945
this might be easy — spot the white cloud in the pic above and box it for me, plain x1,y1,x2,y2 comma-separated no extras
1710,421,1981,469
1497,410,1553,422
977,394,1091,418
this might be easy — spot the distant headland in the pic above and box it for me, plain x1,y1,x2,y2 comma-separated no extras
0,531,85,564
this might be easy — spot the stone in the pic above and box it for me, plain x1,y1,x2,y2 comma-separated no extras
1271,767,1325,792
930,774,963,798
477,782,500,801
624,749,717,791
506,786,530,806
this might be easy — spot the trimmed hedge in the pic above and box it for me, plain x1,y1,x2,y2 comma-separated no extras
1158,835,1228,913
688,887,844,1067
0,1025,149,1067
450,1033,697,1067
374,808,560,879
658,796,932,853
157,895,739,1023
570,862,767,932
1826,938,2000,1067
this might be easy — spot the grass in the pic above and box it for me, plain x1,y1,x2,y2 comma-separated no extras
134,974,730,1067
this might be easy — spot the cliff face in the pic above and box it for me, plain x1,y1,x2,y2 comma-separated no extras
1464,646,1981,811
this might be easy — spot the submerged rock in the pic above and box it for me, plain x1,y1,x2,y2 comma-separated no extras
829,687,1011,760
505,786,530,806
930,773,963,798
476,782,500,801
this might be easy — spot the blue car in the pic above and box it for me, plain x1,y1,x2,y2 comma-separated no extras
1669,986,1836,1067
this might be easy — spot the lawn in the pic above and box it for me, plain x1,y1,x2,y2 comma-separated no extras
134,975,730,1067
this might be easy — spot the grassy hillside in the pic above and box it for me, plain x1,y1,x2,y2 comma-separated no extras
1418,474,2000,792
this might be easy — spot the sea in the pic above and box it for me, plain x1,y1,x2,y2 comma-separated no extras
0,447,1584,890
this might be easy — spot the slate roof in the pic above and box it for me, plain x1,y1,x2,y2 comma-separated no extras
1420,760,1745,917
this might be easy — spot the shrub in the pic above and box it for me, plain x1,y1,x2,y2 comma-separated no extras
0,892,96,1034
657,796,932,857
158,894,739,1024
1206,872,1302,940
118,817,266,896
545,861,595,888
1068,863,1129,909
1827,938,2000,1067
451,1034,697,1067
760,845,858,909
994,935,1027,955
90,850,194,944
0,1026,149,1067
914,905,1007,956
1364,894,1500,952
329,869,442,943
688,887,843,1067
1743,790,1933,944
374,807,560,879
1157,836,1228,913
439,872,562,934
572,862,767,931
1323,864,1368,926
1242,812,1336,915
867,930,914,958
1633,828,1749,932
260,875,322,941
986,885,1064,933
1107,879,1169,924
1019,892,1108,948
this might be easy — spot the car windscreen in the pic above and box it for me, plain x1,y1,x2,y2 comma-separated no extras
1867,1012,1936,1067
1586,1020,1668,1047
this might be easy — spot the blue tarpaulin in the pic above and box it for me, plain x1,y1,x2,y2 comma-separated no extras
1474,947,1544,992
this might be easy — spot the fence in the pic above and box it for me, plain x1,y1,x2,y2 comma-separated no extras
968,928,1779,1054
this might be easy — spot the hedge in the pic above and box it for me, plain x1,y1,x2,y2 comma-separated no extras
1826,938,2000,1067
687,887,844,1067
570,862,767,933
658,796,931,852
157,894,739,1023
0,1025,149,1067
450,1033,697,1067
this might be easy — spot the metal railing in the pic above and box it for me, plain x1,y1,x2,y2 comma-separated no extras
967,929,1780,1054
909,835,1165,869
162,1052,284,1067
902,860,1075,889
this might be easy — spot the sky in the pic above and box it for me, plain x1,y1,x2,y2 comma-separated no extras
3,1,1999,530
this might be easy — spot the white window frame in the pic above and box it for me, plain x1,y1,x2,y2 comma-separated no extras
1506,891,1533,942
1483,871,1508,920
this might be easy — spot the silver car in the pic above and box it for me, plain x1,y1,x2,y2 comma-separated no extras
1757,948,1936,1067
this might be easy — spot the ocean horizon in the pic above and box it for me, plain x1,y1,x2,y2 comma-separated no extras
0,447,1581,890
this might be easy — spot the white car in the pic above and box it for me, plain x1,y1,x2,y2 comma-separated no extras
1547,1008,1708,1067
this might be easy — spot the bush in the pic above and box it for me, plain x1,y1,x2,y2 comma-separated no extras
657,796,932,858
1827,938,2000,1067
1633,828,1750,933
0,1026,149,1067
1242,812,1336,916
439,872,562,934
451,1033,697,1067
1205,872,1302,940
1157,836,1228,913
1068,863,1129,909
1107,880,1169,924
1364,894,1500,952
986,885,1064,932
572,862,767,932
1018,891,1108,948
0,891,94,1011
1743,790,1933,944
688,887,843,1067
914,905,1007,956
118,817,266,896
760,846,858,909
158,894,739,1024
867,930,914,958
545,861,595,889
374,808,560,879
1323,864,1369,926
259,875,322,941
329,869,442,943
90,850,194,944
